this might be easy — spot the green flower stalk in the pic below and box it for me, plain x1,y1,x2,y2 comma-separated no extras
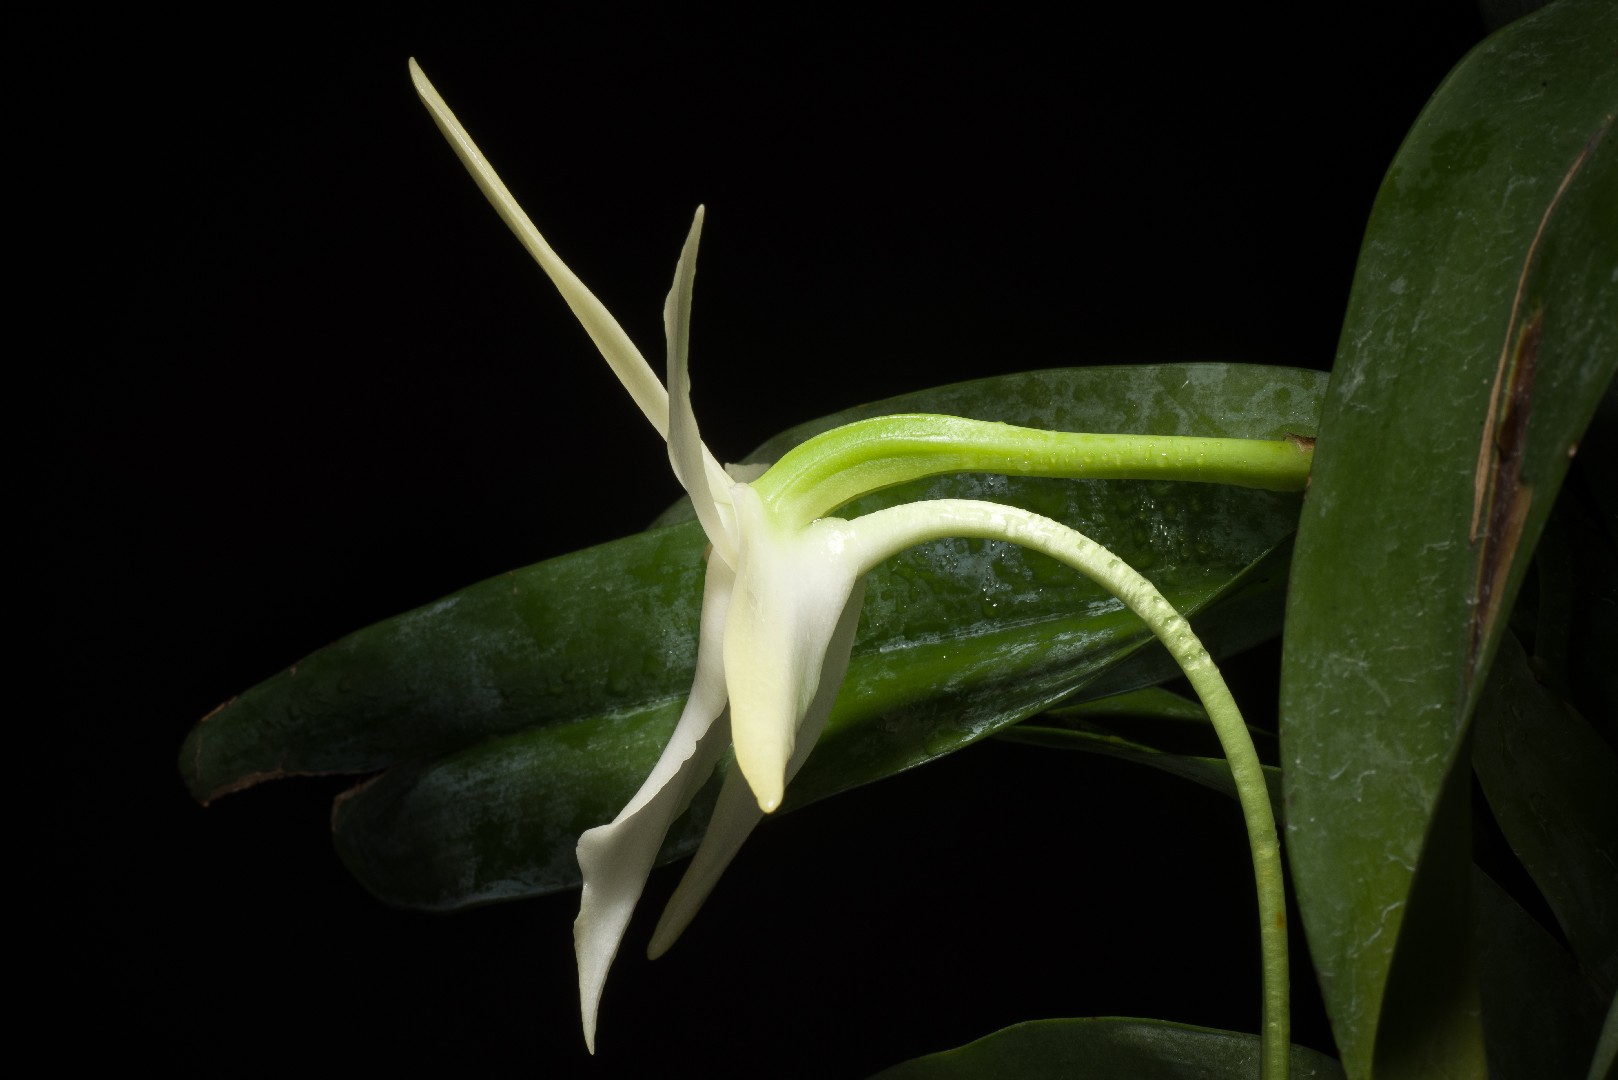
411,59,1295,1077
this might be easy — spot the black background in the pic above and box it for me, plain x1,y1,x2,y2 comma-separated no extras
35,3,1487,1074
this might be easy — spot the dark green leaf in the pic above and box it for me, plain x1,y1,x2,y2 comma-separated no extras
1474,632,1618,992
183,524,710,804
182,363,1325,909
1279,2,1618,1075
1034,685,1210,724
1056,539,1292,708
994,718,1284,819
333,484,1297,909
1365,759,1482,1080
1550,421,1618,748
1589,994,1618,1080
867,1017,1345,1080
1474,867,1607,1080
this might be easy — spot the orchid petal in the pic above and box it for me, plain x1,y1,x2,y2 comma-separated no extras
574,558,735,1053
646,761,759,961
409,59,671,438
647,581,866,957
724,493,866,812
663,207,739,567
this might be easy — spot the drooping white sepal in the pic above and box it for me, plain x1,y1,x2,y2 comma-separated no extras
574,559,735,1053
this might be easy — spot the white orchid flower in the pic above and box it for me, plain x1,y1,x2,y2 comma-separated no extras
411,59,1292,1071
409,61,873,1052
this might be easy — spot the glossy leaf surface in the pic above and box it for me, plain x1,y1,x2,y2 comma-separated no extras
1278,2,1618,1075
868,1018,1345,1080
181,363,1324,908
1040,685,1211,724
332,544,1295,908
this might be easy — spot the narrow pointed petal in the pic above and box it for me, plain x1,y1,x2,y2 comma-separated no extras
646,762,761,960
574,559,735,1053
663,207,739,566
724,492,865,812
408,59,671,438
649,582,865,956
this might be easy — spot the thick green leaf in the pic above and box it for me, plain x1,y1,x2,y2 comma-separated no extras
183,364,1325,909
183,524,710,803
1054,536,1293,709
1031,685,1209,724
185,363,1320,803
1532,431,1618,749
867,1017,1345,1080
332,473,1304,907
1589,994,1618,1080
1473,633,1618,992
1278,2,1618,1076
1365,760,1482,1080
1474,868,1607,1080
994,716,1285,819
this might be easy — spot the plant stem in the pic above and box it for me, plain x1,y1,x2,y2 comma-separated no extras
848,499,1290,1080
755,414,1313,526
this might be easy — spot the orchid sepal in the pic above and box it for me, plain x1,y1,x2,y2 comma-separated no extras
573,557,734,1054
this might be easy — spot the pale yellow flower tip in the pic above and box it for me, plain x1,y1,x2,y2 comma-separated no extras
730,725,787,813
724,666,795,814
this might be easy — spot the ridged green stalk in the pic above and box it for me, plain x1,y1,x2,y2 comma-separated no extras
756,414,1313,526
